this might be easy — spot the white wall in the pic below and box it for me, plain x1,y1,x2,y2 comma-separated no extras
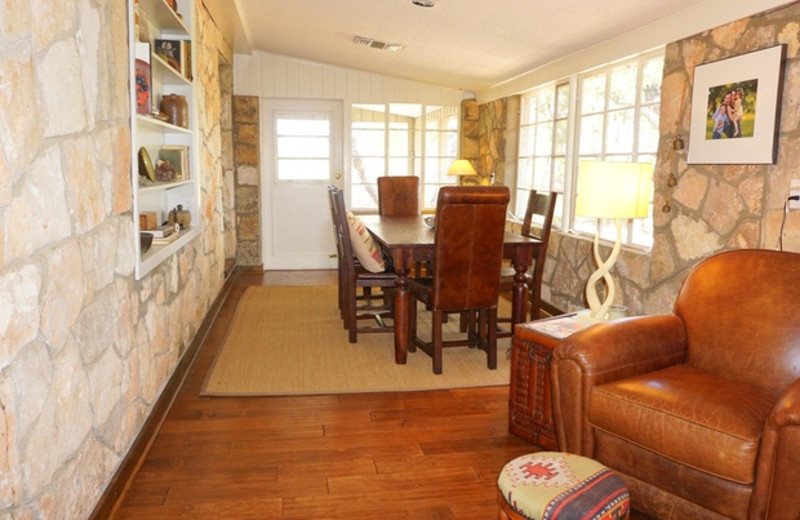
233,51,464,105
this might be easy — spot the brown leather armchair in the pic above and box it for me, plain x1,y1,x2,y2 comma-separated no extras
551,249,800,520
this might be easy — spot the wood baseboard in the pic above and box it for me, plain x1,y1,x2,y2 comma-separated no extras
89,266,239,520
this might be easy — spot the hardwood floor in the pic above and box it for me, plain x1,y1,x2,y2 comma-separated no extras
111,270,651,519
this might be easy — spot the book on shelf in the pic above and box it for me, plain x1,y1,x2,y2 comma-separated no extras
183,40,192,81
150,231,180,245
147,224,175,239
134,42,151,115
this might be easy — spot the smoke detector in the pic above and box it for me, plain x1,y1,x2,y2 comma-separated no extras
353,36,404,52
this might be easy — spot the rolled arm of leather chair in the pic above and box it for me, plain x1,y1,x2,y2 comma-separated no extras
551,315,687,455
751,378,800,519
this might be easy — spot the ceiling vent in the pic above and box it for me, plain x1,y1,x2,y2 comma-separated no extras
411,0,435,6
353,36,404,52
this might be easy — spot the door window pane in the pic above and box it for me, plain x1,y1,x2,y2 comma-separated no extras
275,114,331,181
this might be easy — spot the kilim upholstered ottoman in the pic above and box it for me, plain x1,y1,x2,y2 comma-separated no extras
497,452,630,520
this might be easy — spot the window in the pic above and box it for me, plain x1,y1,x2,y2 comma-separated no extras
575,52,663,248
275,114,331,181
350,103,459,210
516,82,570,228
516,50,663,249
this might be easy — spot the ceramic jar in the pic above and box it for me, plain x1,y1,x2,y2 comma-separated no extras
160,93,188,128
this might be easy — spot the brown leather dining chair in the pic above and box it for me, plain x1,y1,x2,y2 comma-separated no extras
378,175,430,277
377,176,420,217
408,186,510,374
497,190,558,337
327,186,396,342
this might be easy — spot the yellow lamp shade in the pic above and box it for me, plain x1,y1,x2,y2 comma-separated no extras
447,159,477,176
576,160,652,219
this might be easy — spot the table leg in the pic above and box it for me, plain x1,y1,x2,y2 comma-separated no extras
512,262,529,326
393,266,410,364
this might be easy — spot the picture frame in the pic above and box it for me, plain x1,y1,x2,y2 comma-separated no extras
687,45,785,165
154,38,182,75
158,145,189,181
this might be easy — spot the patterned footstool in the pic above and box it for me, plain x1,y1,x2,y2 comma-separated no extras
497,452,629,520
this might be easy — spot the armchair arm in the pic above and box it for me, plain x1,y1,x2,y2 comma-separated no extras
551,315,687,455
751,378,800,520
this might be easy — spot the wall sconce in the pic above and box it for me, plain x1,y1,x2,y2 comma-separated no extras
662,135,685,213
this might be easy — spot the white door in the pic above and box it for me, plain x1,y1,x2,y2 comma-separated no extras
261,99,343,270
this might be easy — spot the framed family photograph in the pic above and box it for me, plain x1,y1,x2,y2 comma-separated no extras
687,44,785,164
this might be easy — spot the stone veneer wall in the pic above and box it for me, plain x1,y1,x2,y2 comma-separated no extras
232,96,261,266
220,61,236,260
0,1,229,517
460,97,519,186
476,2,800,316
647,1,800,312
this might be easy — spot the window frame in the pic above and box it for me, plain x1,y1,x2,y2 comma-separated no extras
349,103,460,212
515,48,664,251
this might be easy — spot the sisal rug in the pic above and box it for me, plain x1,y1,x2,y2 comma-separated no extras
201,285,512,396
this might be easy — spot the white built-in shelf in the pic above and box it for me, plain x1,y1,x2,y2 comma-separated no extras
130,0,198,280
136,0,189,34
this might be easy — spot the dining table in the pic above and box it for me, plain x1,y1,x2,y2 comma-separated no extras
360,215,542,364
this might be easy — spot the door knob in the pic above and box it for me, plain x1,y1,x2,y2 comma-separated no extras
335,172,341,179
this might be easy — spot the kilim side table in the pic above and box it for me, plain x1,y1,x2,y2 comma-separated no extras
508,315,592,448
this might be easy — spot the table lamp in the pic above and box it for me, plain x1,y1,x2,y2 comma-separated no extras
447,159,477,184
576,160,652,320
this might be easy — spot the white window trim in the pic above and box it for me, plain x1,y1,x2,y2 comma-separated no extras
515,48,664,252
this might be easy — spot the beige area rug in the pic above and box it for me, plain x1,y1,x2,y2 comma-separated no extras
201,285,512,396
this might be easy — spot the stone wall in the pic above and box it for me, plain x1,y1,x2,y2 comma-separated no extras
476,2,800,316
460,97,520,186
0,1,228,517
232,96,262,266
647,1,800,312
220,61,236,261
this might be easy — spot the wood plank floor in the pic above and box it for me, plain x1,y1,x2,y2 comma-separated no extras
111,270,652,519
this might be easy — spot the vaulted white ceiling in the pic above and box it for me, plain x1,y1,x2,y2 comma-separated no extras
203,0,792,93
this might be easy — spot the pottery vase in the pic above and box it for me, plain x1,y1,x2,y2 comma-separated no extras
160,93,188,128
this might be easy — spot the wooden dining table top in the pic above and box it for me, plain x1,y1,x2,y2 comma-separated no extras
359,214,542,251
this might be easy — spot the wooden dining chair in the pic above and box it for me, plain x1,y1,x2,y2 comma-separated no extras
408,186,510,374
377,176,420,217
328,186,397,342
327,185,348,323
496,190,558,337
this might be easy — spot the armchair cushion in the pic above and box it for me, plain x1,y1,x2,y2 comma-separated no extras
591,364,775,484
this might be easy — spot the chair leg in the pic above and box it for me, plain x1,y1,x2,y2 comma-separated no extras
347,283,357,343
487,308,498,369
409,297,417,353
432,310,443,374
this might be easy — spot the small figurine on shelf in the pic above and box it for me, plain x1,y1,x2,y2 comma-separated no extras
168,204,191,229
